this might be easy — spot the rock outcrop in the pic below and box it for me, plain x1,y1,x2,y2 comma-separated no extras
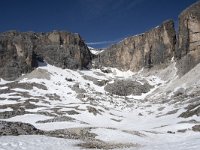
0,31,37,80
176,1,200,75
94,20,176,71
0,121,44,136
0,31,92,80
34,31,91,69
104,79,153,96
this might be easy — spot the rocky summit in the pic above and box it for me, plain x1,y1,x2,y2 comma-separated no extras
0,1,200,150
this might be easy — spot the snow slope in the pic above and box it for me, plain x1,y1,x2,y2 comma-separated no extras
0,135,82,150
88,46,104,55
0,62,200,150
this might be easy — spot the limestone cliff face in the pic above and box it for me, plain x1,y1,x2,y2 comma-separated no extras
0,31,37,80
0,31,92,80
94,1,200,76
33,31,91,69
176,1,200,75
94,20,176,71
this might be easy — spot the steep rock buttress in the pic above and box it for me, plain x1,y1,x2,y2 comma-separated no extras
176,1,200,75
93,20,176,71
0,31,92,80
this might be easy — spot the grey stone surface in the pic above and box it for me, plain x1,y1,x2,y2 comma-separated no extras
34,31,92,70
0,31,38,80
0,108,26,119
179,102,200,118
175,1,200,75
0,121,44,136
36,116,75,123
104,79,153,96
82,75,109,86
192,125,200,132
94,20,176,71
72,83,86,93
0,81,47,90
0,31,92,80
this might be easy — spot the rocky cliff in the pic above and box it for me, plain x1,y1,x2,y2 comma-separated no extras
94,20,176,71
0,31,92,80
94,1,200,76
1,1,200,80
176,1,200,75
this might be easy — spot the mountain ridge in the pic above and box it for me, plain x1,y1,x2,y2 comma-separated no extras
0,31,92,80
1,1,200,80
94,1,200,77
0,1,200,150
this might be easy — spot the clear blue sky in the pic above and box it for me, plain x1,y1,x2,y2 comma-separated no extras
0,0,198,48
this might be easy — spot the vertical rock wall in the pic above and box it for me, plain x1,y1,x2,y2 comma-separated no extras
94,20,176,71
176,1,200,75
0,31,92,80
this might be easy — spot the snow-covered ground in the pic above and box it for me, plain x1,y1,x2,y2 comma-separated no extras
0,135,82,150
0,62,200,149
88,46,104,55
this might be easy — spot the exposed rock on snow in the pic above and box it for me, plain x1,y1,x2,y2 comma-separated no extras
192,125,200,132
105,79,153,96
179,102,200,118
0,121,44,136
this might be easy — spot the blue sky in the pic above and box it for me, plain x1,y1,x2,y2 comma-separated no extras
0,0,198,48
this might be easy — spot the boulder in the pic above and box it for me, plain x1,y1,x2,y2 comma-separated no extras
192,125,200,132
104,79,153,96
0,121,44,136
